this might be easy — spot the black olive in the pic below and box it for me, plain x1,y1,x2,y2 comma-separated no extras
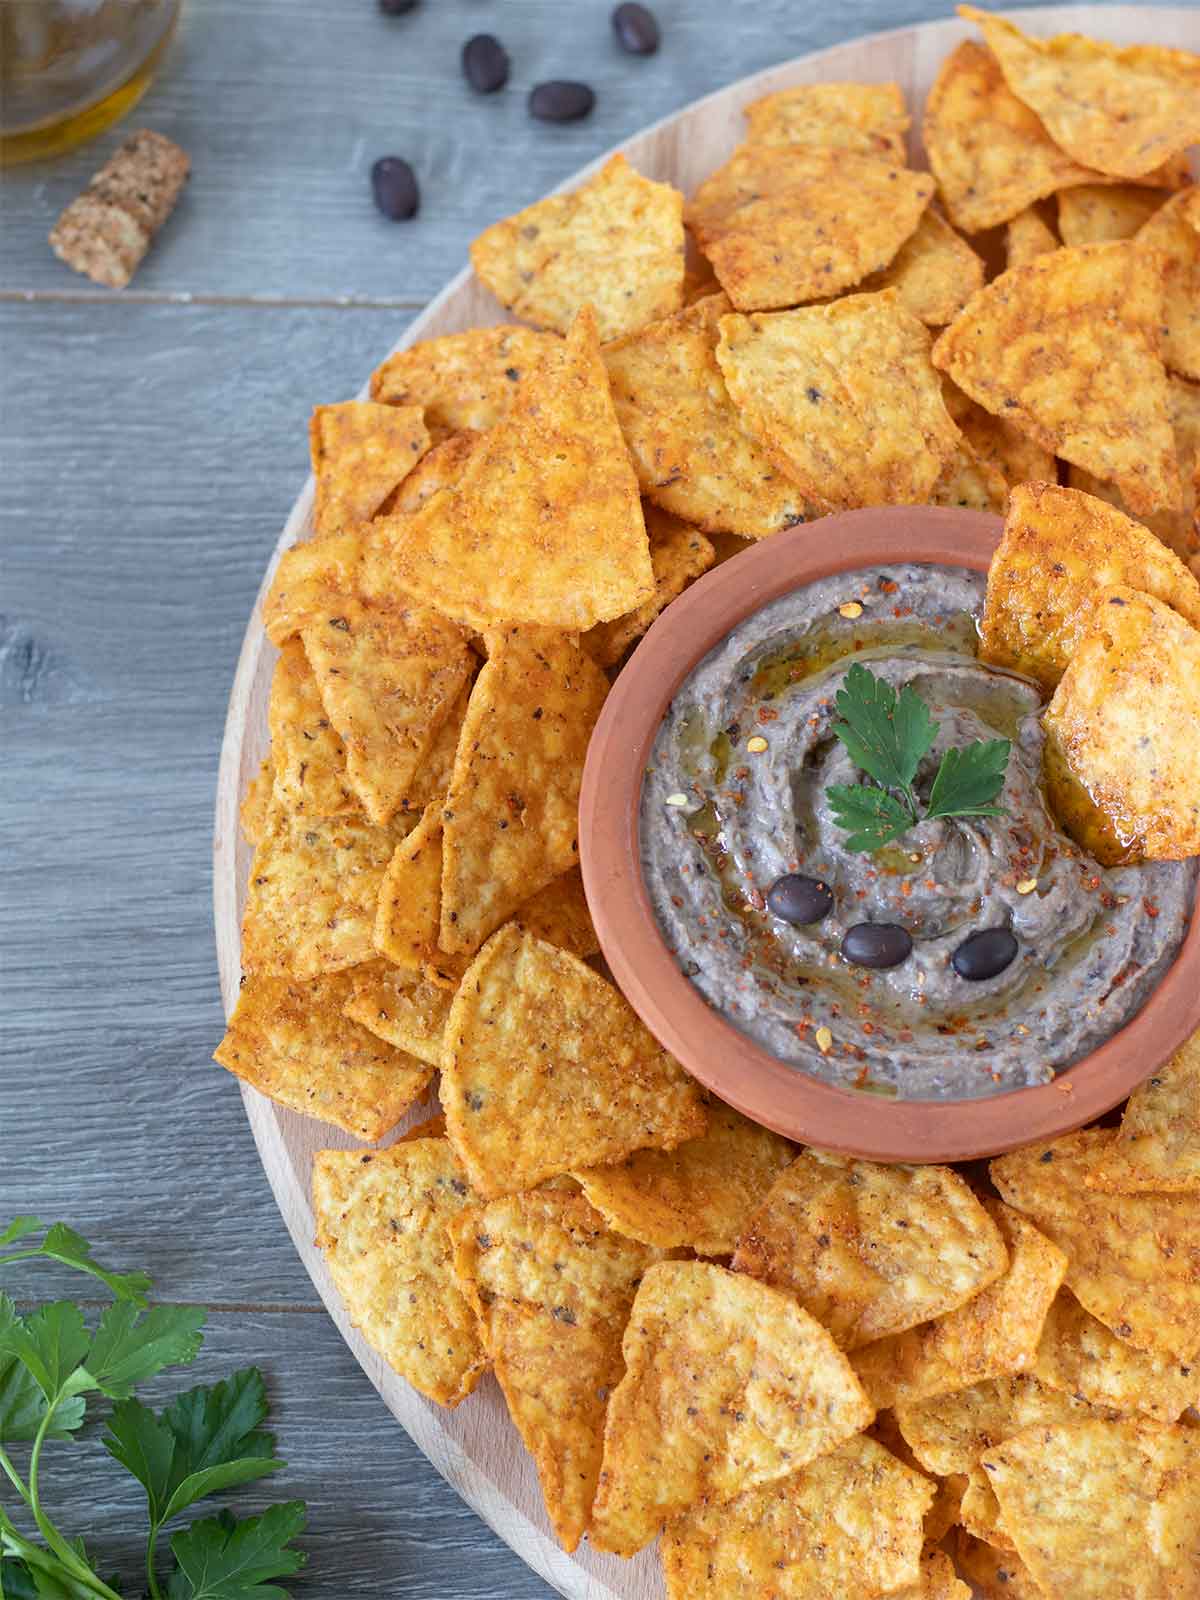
528,81,596,123
462,34,510,94
612,3,660,55
842,923,913,969
371,157,419,221
766,873,834,926
952,927,1018,981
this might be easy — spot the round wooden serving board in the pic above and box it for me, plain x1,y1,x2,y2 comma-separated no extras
214,10,1198,1595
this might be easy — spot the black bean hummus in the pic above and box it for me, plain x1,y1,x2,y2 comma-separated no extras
640,564,1197,1101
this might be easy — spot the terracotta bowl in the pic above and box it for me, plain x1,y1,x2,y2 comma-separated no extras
579,506,1200,1163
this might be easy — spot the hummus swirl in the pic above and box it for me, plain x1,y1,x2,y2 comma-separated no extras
640,564,1196,1100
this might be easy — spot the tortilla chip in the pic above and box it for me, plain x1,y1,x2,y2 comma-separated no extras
240,757,275,846
953,1531,1045,1600
440,626,608,954
449,1187,660,1551
511,867,598,959
267,639,357,819
1138,186,1200,381
960,7,1200,182
370,324,559,442
1082,1030,1200,1194
262,528,363,647
1033,1289,1200,1423
1006,206,1060,268
929,436,1008,513
991,1127,1200,1363
589,1259,874,1556
979,482,1200,690
895,1372,1110,1478
659,1433,932,1600
214,970,432,1139
395,677,472,823
583,506,715,668
717,292,960,511
853,1202,1067,1409
1042,585,1200,863
470,154,684,342
441,925,705,1199
312,1137,486,1406
342,960,454,1068
382,429,481,517
573,1099,794,1257
933,241,1179,517
241,802,409,977
861,208,985,328
373,801,448,972
982,1416,1200,1598
895,1551,971,1600
731,1149,1007,1352
1058,183,1167,246
942,378,1058,488
742,82,910,161
385,307,653,630
602,293,814,537
959,1463,1012,1549
309,401,430,539
870,1409,967,1546
686,144,933,312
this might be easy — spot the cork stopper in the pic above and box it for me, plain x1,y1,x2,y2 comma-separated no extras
48,129,191,288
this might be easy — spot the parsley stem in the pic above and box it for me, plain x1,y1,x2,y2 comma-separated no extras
28,1398,124,1600
146,1522,165,1600
0,1443,30,1506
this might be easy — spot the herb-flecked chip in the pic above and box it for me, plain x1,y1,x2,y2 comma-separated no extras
959,1463,1013,1551
382,429,481,518
742,82,909,161
929,436,1008,514
1057,183,1167,246
942,377,1058,488
1033,1290,1200,1423
731,1149,1007,1351
312,1138,486,1406
449,1187,661,1552
1006,206,1060,268
954,1531,1045,1600
214,970,432,1139
268,639,358,819
373,802,448,973
510,867,599,960
370,325,559,442
441,925,706,1200
861,208,985,328
582,506,715,669
470,154,685,342
573,1099,795,1258
869,1409,966,1547
1082,1030,1200,1195
240,757,275,846
309,401,429,539
1137,186,1200,382
895,1372,1112,1479
659,1433,933,1600
896,1552,971,1600
589,1260,873,1557
342,961,454,1068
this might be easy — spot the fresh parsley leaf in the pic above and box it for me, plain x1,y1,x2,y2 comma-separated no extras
0,1557,39,1600
84,1304,206,1401
826,785,916,853
166,1505,306,1600
0,1219,45,1250
832,663,935,802
0,1355,84,1444
926,739,1011,822
38,1227,152,1308
0,1301,91,1408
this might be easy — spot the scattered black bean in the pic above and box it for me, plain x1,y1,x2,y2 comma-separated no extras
462,33,510,94
612,2,660,55
371,156,419,220
378,0,418,13
766,873,834,926
529,80,595,123
841,922,913,970
952,927,1018,982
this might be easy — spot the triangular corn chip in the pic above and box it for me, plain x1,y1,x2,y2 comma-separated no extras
374,801,448,972
862,207,985,328
1006,206,1060,268
589,1259,873,1556
895,1372,1109,1478
312,1137,486,1406
933,241,1179,517
1081,1030,1200,1194
510,867,599,959
239,756,275,847
267,638,358,819
582,505,714,668
470,154,684,341
929,436,1008,513
370,324,559,442
1033,1289,1200,1422
382,429,481,518
386,307,653,629
954,1531,1044,1600
941,377,1057,487
1058,183,1167,246
342,960,454,1068
1137,186,1200,381
214,970,432,1139
309,400,429,538
742,82,910,161
959,1465,1013,1551
440,925,706,1199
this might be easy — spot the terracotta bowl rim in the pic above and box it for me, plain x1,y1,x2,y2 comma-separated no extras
578,505,1200,1162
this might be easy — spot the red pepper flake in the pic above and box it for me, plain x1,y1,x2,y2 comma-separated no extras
880,580,898,594
1144,898,1160,918
862,1022,876,1035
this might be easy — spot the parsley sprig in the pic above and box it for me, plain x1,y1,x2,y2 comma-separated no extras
826,662,1011,852
0,1217,305,1600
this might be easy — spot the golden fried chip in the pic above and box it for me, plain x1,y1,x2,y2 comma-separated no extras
862,208,985,328
1082,1031,1200,1194
573,1100,794,1258
1034,1289,1200,1422
383,429,481,517
267,639,357,818
942,378,1058,487
983,1416,1200,1598
960,7,1200,182
979,482,1200,690
742,82,909,161
583,506,715,668
450,1187,660,1551
590,1259,874,1556
470,154,684,342
686,144,933,312
441,926,705,1199
959,1463,1013,1550
309,401,429,539
440,627,608,955
373,801,447,975
241,802,409,977
954,1531,1044,1600
992,1127,1200,1362
370,325,559,442
312,1137,485,1406
602,293,813,537
240,757,274,846
1138,186,1200,381
896,1552,971,1600
929,436,1008,513
870,1409,966,1546
933,241,1179,517
1058,183,1167,246
1043,585,1200,863
511,867,598,959
342,961,453,1068
262,528,364,647
396,677,472,824
853,1202,1067,1409
214,970,432,1139
717,292,960,511
1006,206,1059,268
895,1372,1109,1478
659,1433,932,1600
386,307,653,630
731,1149,1007,1352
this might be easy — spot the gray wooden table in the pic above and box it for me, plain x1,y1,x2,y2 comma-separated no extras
5,1,1195,1593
